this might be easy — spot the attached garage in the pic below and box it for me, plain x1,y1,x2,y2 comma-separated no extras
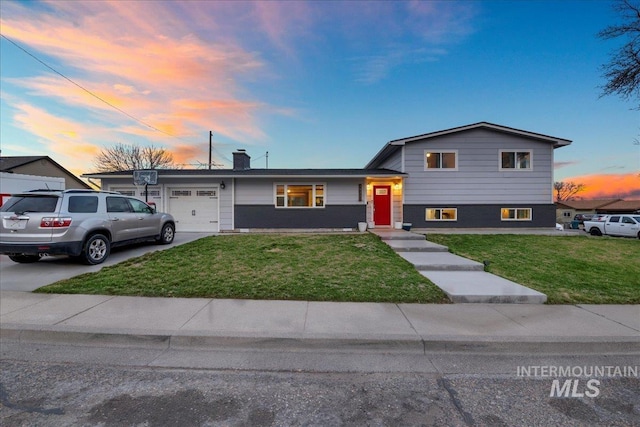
167,186,219,232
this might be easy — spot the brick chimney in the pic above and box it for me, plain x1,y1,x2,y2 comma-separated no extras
232,149,251,170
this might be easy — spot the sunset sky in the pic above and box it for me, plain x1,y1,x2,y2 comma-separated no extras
1,0,638,199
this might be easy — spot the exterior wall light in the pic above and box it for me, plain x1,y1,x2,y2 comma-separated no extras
220,181,226,190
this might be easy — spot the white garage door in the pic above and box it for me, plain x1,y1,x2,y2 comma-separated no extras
167,187,219,232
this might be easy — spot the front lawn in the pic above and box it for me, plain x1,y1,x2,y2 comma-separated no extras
36,234,449,303
426,234,640,304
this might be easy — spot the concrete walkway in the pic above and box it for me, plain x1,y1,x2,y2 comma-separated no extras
370,229,547,304
1,291,638,353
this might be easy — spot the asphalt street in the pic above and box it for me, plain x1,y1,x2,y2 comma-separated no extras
1,342,638,426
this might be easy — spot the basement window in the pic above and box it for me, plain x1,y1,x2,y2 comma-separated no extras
501,208,532,221
426,208,457,221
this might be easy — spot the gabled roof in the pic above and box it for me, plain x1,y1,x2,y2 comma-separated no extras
555,199,622,210
365,122,572,169
1,156,91,189
0,156,50,171
84,168,405,179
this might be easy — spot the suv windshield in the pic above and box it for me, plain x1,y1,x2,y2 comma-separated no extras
0,196,59,213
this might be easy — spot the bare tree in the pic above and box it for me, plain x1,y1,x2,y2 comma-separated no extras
554,181,586,202
598,0,640,107
93,143,178,172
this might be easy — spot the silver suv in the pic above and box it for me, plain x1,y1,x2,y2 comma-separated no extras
0,189,175,265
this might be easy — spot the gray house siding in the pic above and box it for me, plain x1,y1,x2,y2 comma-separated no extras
234,177,366,229
404,204,556,228
403,129,554,205
378,150,403,173
235,177,366,205
235,205,366,228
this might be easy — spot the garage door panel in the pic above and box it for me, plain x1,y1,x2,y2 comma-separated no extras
168,188,218,232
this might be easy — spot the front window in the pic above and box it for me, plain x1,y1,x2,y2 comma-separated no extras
425,151,457,170
501,208,532,221
500,150,532,170
426,208,457,221
275,184,324,208
128,198,153,214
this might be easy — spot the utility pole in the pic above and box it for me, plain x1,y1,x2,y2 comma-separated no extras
209,131,213,169
266,151,269,169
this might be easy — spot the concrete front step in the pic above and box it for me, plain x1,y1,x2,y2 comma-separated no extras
385,239,449,252
398,252,484,271
421,271,547,304
369,229,426,240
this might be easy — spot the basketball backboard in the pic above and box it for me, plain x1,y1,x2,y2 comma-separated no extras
133,170,158,185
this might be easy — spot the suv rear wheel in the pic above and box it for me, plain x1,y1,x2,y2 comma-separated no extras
8,254,41,263
81,234,110,265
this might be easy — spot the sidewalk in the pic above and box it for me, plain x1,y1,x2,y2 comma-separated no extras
1,291,638,353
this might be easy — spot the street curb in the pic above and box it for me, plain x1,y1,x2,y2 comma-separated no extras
3,326,638,355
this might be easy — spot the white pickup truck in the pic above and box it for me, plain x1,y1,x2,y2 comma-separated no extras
583,214,640,238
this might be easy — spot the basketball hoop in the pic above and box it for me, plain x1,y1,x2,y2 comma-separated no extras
133,170,158,203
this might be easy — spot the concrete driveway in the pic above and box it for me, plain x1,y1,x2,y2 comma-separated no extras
0,232,213,292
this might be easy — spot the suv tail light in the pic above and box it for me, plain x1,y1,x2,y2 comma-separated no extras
40,217,72,228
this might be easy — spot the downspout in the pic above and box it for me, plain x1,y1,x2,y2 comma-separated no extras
231,178,235,231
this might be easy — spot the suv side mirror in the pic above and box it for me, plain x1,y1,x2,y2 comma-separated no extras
147,202,157,213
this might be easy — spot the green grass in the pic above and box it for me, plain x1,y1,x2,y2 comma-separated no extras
426,234,640,304
36,234,449,303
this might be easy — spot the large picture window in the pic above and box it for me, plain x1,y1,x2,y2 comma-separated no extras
501,208,532,221
425,151,457,170
276,184,324,208
426,208,457,221
500,150,532,170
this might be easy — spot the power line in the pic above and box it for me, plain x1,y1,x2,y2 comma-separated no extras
1,33,229,167
0,34,186,138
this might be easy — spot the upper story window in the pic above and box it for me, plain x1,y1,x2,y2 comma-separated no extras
500,150,532,170
424,150,457,170
276,184,324,208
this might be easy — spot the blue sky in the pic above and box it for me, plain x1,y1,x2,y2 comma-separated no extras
1,0,638,198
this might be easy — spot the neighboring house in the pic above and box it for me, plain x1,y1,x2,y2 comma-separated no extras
556,199,640,223
595,200,640,214
84,122,572,232
0,172,65,207
0,156,92,190
555,199,622,225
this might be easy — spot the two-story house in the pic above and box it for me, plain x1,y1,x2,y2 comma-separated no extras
85,122,571,231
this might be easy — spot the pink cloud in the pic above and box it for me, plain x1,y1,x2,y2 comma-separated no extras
11,102,102,173
1,0,269,157
564,173,640,199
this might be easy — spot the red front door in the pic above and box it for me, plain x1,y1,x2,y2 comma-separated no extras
373,185,391,226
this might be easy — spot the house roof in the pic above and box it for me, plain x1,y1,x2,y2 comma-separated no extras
0,156,50,171
365,122,573,169
84,168,406,180
555,199,622,210
596,200,640,212
0,156,92,189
